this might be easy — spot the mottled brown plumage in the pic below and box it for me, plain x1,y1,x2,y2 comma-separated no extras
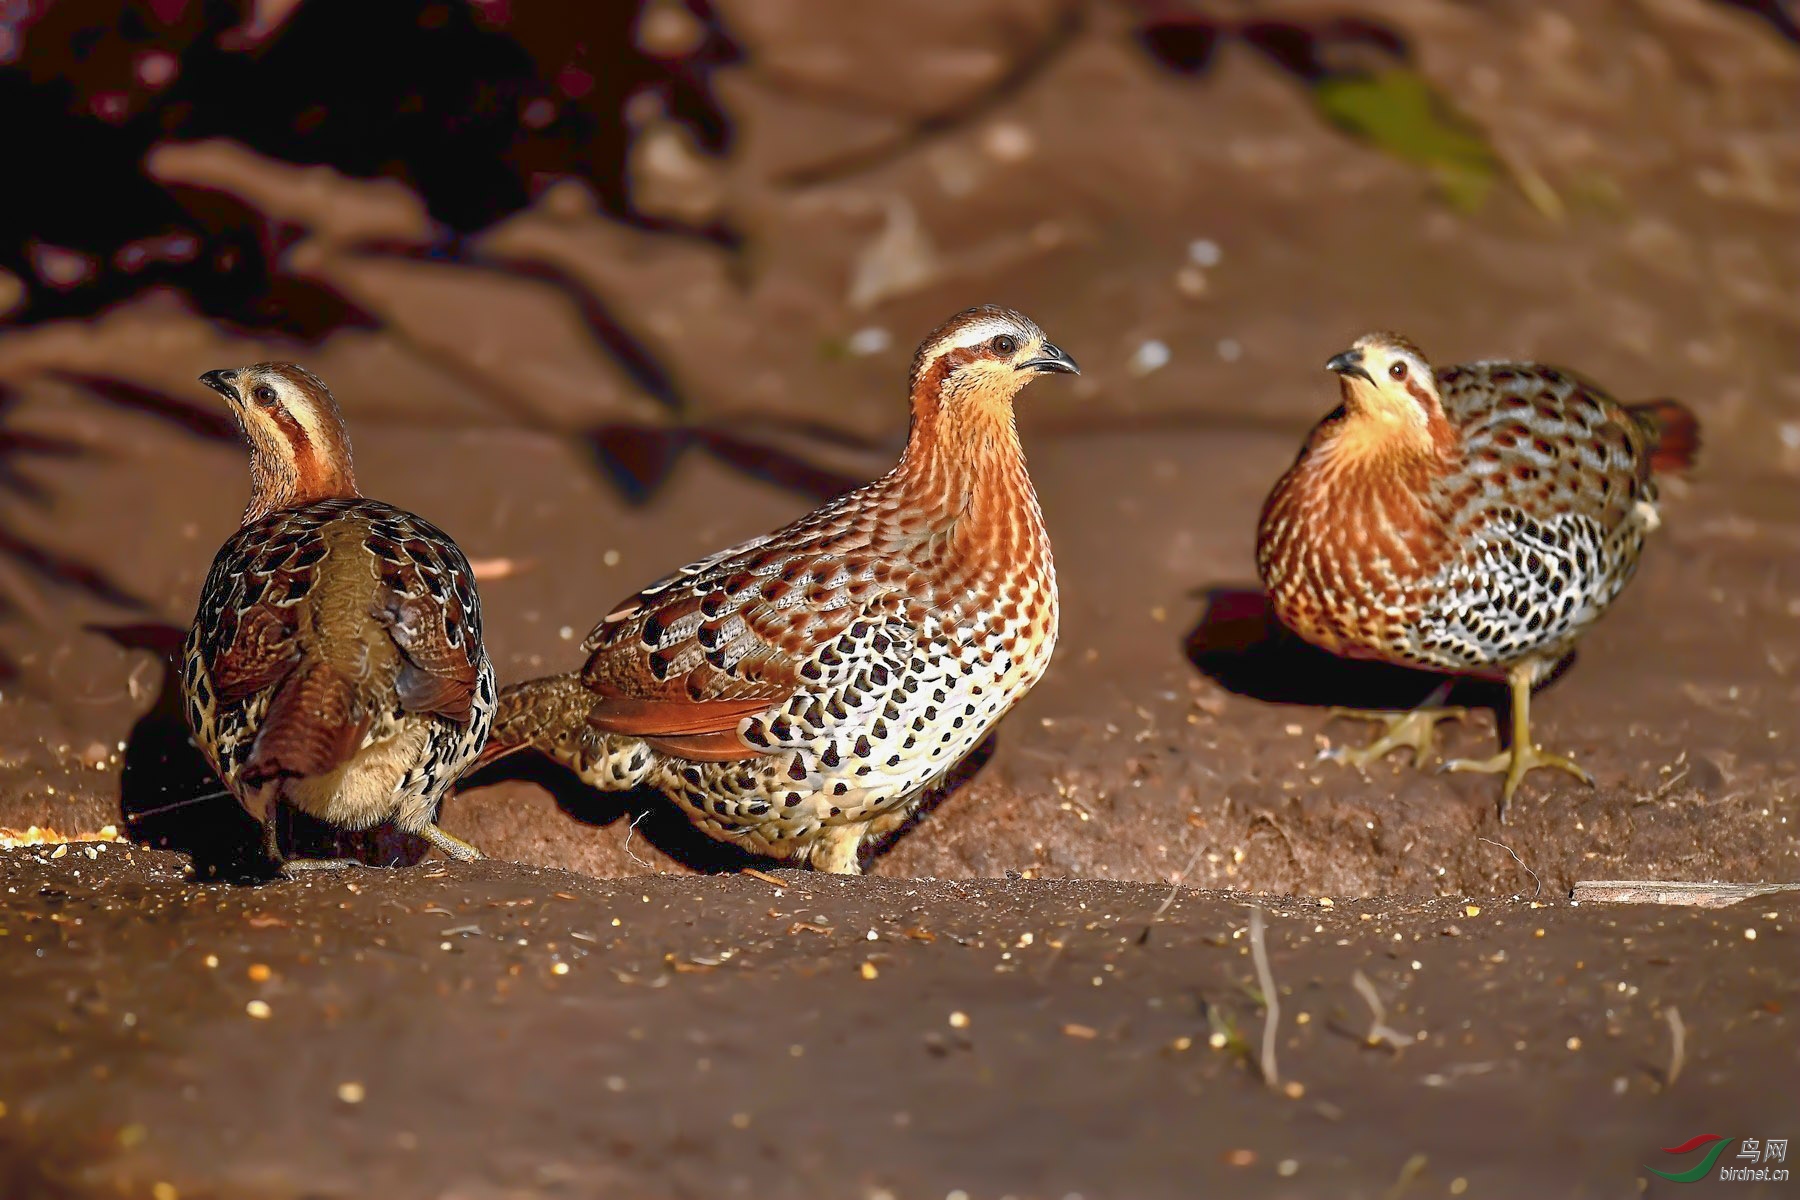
1256,333,1698,815
182,363,495,871
473,306,1078,872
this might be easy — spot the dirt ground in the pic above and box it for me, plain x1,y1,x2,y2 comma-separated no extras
3,848,1796,1199
1,0,1798,1195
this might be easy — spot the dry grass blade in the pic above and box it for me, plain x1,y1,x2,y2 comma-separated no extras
1352,969,1416,1051
1383,1152,1430,1200
1136,841,1207,945
1248,906,1279,1088
1477,836,1541,898
1664,1006,1685,1090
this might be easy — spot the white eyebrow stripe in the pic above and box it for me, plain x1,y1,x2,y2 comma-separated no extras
929,315,1037,358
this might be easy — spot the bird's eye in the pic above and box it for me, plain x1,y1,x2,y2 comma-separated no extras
252,384,278,405
990,334,1017,356
1388,361,1408,382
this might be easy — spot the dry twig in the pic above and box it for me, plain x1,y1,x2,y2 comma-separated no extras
1352,969,1416,1051
1248,906,1280,1087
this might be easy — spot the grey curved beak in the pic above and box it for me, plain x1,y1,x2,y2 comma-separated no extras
1325,350,1373,385
1018,344,1080,375
199,368,240,400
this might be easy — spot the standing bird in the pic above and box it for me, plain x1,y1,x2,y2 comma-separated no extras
471,306,1077,873
1257,333,1697,816
182,363,496,872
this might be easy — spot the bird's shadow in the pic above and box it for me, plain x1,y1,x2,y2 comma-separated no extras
94,622,430,882
1182,585,1512,714
463,732,998,874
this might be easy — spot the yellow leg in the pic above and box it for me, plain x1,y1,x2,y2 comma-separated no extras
418,821,484,863
265,820,361,876
809,824,865,875
1443,663,1594,819
1325,705,1468,771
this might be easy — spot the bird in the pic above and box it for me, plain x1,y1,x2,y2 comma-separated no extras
469,305,1078,873
1256,332,1698,817
181,363,496,872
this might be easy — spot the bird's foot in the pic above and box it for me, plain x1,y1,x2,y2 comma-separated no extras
419,822,484,863
808,825,866,875
1323,706,1468,771
1442,743,1594,820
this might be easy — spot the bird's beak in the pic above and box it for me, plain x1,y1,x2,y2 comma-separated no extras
199,368,241,401
1018,344,1080,375
1325,350,1374,386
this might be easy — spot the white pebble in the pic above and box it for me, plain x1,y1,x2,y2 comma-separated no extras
1188,238,1222,267
847,327,892,356
1129,339,1171,376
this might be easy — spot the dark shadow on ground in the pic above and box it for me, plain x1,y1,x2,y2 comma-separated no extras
464,731,1000,874
1183,585,1507,713
97,621,430,881
1185,585,1594,765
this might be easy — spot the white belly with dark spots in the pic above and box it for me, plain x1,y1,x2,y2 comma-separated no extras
653,604,1052,858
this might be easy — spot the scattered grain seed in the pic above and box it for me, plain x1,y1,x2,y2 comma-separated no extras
1282,1081,1305,1099
1744,928,1757,940
152,1185,178,1200
948,1011,970,1029
245,1000,271,1020
336,1081,365,1104
1063,1023,1097,1039
1566,1036,1582,1050
860,962,880,980
1224,1148,1256,1167
1465,904,1481,917
246,963,271,983
551,962,570,976
1278,1159,1299,1177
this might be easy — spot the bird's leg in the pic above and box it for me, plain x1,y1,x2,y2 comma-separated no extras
809,824,866,875
417,821,484,863
1442,662,1594,819
262,802,361,875
1323,682,1465,770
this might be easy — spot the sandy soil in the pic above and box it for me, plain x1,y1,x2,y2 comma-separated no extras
3,848,1795,1199
0,0,1797,1194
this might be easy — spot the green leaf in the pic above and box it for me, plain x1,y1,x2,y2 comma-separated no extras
1311,69,1502,212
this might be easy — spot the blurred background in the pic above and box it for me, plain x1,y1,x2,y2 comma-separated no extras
0,0,1796,890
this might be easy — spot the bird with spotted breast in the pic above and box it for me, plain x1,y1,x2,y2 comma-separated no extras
468,306,1078,873
182,363,496,873
1256,332,1698,817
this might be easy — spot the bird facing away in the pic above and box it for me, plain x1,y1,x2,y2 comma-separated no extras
182,363,496,872
471,306,1078,873
1256,332,1698,817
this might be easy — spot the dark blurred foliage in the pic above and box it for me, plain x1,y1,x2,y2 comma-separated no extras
0,0,738,334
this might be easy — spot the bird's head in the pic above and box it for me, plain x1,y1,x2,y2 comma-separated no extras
907,306,1078,421
199,362,359,523
1324,332,1443,433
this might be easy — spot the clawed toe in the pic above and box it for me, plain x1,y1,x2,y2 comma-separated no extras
1322,707,1468,771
